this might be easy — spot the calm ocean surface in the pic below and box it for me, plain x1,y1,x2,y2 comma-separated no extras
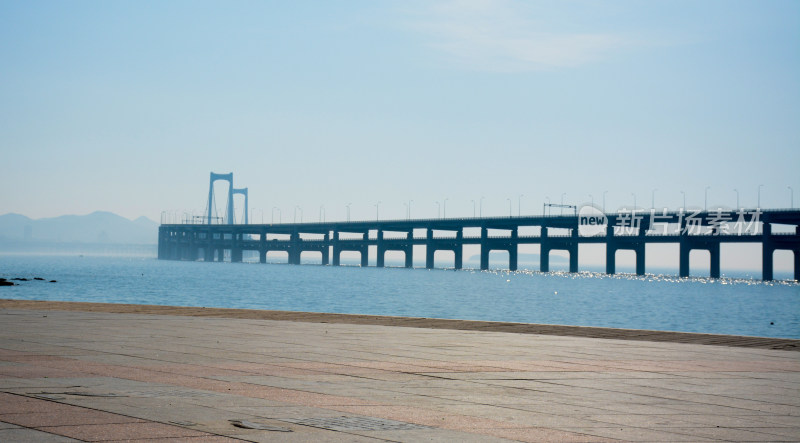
1,255,798,339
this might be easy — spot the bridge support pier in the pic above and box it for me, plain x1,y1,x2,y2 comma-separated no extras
606,244,615,275
332,231,340,266
679,249,689,277
709,242,720,279
636,245,645,276
480,227,489,271
794,249,800,281
425,229,434,270
376,230,385,268
570,246,578,273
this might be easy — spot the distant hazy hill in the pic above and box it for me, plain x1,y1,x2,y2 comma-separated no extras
0,212,158,244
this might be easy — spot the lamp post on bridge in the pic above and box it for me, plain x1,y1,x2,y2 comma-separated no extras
443,198,449,218
471,200,476,217
560,193,566,215
507,198,512,217
435,201,441,219
271,207,281,224
319,205,325,222
346,203,352,222
651,188,657,210
544,196,551,216
758,184,763,209
602,191,607,213
518,194,524,217
294,206,303,223
375,201,381,221
680,191,686,210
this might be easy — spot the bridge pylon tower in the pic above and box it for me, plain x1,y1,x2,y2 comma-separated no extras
207,172,234,225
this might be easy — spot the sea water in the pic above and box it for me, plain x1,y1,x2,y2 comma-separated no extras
0,255,797,339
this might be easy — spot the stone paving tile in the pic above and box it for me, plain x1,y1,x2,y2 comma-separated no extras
0,420,20,429
560,426,721,442
119,437,246,443
37,422,212,441
0,409,144,427
0,427,83,442
2,306,799,442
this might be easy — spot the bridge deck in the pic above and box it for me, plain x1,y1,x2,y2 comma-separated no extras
158,209,800,281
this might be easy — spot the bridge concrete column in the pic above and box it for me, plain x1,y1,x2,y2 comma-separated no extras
157,228,167,260
231,247,243,263
231,233,243,263
679,240,690,278
289,232,301,265
480,227,489,271
569,244,579,273
332,231,341,266
259,231,267,263
509,229,518,271
606,244,616,274
539,227,549,272
455,230,463,270
635,244,645,276
376,230,385,268
425,229,434,269
763,223,773,281
709,241,720,279
360,242,369,267
405,232,413,268
322,233,330,266
794,249,800,281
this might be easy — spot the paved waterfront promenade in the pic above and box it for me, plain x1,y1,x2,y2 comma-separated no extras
0,300,798,442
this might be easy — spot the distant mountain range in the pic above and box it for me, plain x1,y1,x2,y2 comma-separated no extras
0,212,158,244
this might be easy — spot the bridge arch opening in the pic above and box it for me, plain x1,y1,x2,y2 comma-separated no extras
689,250,711,278
578,244,604,273
266,251,289,264
434,250,456,269
720,244,760,278
382,250,407,268
487,250,510,270
338,251,363,266
548,250,570,272
773,249,796,281
300,251,323,265
645,244,678,275
614,250,637,274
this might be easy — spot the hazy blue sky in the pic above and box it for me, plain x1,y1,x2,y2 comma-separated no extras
1,0,798,223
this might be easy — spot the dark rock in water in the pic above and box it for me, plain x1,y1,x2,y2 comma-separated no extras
34,277,45,281
49,280,57,283
11,278,29,281
0,280,14,286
